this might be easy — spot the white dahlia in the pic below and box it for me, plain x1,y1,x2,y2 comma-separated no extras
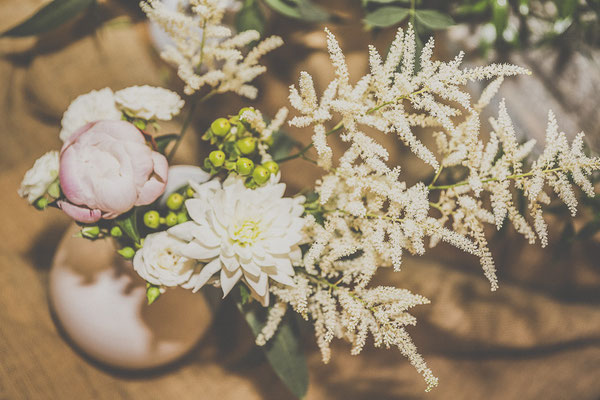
168,175,305,305
115,85,184,121
59,88,122,142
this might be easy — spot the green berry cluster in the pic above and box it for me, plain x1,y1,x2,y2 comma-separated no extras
77,189,195,262
142,192,190,230
202,107,280,188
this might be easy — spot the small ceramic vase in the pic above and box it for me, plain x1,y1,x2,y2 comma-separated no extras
49,166,214,370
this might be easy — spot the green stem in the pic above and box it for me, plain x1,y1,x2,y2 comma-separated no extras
429,202,443,213
429,167,565,191
302,272,372,311
167,90,217,161
427,165,444,189
168,19,212,161
275,121,343,164
275,87,429,164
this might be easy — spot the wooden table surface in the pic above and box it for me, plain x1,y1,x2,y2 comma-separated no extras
1,1,599,399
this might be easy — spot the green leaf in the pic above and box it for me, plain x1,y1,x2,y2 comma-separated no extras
2,0,95,37
154,133,179,155
236,299,308,399
455,0,489,15
293,0,329,21
263,0,328,22
270,129,301,160
366,0,411,3
236,0,266,36
557,0,577,18
364,6,410,27
115,209,140,244
414,9,455,30
492,1,509,37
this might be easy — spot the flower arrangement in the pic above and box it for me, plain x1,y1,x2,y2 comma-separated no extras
18,0,600,397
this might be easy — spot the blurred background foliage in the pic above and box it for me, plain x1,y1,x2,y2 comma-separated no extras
4,0,599,61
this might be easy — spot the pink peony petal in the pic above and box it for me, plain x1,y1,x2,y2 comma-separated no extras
57,200,102,223
135,151,168,206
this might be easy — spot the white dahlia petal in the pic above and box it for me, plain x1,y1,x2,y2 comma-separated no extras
220,268,243,297
181,241,220,260
181,258,221,292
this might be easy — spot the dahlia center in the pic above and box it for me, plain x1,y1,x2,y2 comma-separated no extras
234,219,262,245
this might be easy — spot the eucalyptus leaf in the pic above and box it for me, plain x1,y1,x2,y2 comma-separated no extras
414,9,455,30
2,0,95,37
236,298,308,399
364,6,410,27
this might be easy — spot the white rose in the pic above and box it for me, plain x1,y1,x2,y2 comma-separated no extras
18,151,60,203
59,88,122,142
115,85,184,121
133,231,198,287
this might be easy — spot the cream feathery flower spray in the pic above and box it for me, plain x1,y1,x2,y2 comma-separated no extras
141,0,283,97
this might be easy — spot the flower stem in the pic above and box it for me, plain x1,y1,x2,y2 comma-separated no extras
427,166,444,189
428,166,565,191
167,89,217,161
275,87,429,164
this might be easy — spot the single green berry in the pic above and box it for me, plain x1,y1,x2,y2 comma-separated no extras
209,150,226,167
252,166,271,185
236,137,256,155
235,122,246,136
211,118,231,137
110,226,123,238
238,107,254,119
133,119,147,130
186,187,195,198
166,193,184,211
47,181,61,198
165,212,178,227
236,157,254,175
35,197,48,210
118,246,135,259
177,211,189,224
81,225,100,239
143,210,160,229
146,285,161,305
262,160,280,175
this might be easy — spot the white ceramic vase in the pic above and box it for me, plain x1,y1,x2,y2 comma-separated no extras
49,166,214,370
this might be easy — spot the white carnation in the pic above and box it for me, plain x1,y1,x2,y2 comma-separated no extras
18,151,60,203
168,175,305,305
133,231,198,287
59,88,122,142
115,85,184,121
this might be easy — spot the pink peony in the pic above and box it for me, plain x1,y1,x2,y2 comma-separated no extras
58,120,168,223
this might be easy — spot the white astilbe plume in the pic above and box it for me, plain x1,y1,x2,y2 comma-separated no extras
273,25,600,391
141,0,282,96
